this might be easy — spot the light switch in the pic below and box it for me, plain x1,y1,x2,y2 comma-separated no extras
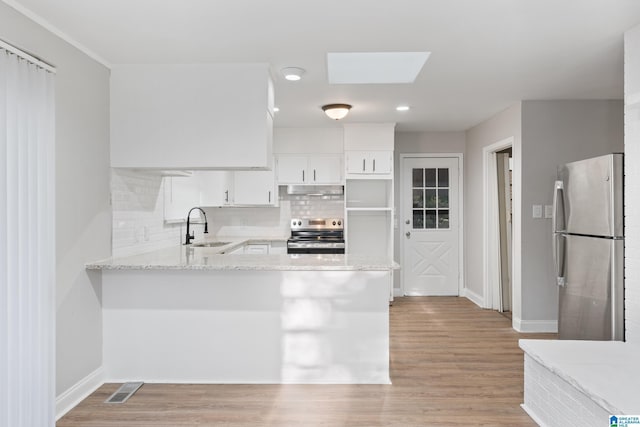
544,205,553,219
532,205,543,219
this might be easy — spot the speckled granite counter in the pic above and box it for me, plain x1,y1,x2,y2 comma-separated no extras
86,242,400,271
90,240,397,385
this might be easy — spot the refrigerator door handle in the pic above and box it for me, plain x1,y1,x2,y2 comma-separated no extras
552,180,564,233
554,233,566,287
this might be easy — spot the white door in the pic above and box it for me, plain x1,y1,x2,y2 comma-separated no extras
402,157,459,296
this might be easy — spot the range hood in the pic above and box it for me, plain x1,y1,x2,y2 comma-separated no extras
286,185,344,196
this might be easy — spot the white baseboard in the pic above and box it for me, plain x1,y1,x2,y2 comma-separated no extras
56,367,105,421
512,316,558,333
461,287,484,308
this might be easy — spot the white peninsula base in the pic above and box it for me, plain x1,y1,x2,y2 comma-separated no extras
102,269,391,384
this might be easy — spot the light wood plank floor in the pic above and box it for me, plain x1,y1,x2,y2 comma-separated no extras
58,297,555,426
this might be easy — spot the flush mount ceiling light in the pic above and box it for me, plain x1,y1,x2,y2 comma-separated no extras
281,67,305,81
322,104,352,120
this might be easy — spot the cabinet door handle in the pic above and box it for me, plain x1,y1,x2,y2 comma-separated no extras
225,190,229,203
373,159,376,172
268,190,271,203
302,170,305,182
313,169,316,181
362,159,366,172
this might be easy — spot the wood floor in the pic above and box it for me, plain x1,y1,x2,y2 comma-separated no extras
57,297,555,427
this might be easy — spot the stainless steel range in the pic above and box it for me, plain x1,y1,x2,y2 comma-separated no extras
287,218,345,254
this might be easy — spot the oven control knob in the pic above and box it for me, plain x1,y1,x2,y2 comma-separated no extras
298,221,302,226
332,221,336,226
338,221,341,226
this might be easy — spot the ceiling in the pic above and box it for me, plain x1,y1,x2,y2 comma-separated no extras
6,0,640,131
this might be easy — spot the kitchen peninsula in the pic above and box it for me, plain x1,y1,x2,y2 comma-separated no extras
87,242,398,385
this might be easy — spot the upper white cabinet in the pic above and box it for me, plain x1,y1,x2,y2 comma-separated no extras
345,151,393,175
276,154,343,184
233,170,276,205
344,123,395,178
111,63,274,169
163,175,201,221
197,171,233,207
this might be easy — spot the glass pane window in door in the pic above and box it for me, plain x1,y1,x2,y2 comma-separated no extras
413,210,424,229
425,168,437,187
438,168,449,187
413,189,424,208
438,189,449,208
425,210,437,229
425,189,437,208
412,168,423,187
438,210,450,229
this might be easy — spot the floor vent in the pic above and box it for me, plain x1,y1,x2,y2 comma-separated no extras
105,382,144,404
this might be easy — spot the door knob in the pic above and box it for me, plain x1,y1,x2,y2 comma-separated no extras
405,220,410,224
405,231,411,238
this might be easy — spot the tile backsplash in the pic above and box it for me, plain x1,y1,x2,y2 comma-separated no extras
111,173,345,256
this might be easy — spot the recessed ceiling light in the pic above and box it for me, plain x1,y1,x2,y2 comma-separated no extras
281,67,305,81
273,107,280,112
396,105,410,111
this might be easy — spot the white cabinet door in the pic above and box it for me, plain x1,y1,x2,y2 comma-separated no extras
346,151,392,175
197,171,233,206
163,176,200,221
233,170,276,206
277,155,308,184
308,156,343,184
370,152,393,174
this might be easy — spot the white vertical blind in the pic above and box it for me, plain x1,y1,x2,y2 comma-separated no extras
0,45,56,427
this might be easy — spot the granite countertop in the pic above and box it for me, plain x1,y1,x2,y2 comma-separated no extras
86,237,400,271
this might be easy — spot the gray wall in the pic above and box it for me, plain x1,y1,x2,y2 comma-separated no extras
464,100,623,328
0,4,111,396
393,131,466,291
520,100,623,322
465,103,522,309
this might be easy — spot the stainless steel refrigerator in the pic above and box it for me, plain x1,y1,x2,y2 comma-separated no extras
552,153,624,341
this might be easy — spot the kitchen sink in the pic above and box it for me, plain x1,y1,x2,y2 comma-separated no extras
191,241,230,248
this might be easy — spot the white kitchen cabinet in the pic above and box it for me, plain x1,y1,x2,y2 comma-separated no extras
197,171,233,207
233,170,276,206
345,151,393,176
276,154,343,184
163,175,200,221
110,63,273,169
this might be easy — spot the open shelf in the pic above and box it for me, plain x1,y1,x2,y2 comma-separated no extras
345,179,392,209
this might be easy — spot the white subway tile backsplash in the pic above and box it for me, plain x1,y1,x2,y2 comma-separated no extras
112,173,345,255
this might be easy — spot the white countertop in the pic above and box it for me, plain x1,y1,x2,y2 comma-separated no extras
86,238,399,271
520,339,640,415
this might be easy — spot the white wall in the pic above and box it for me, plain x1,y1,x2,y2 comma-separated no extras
520,100,624,324
0,2,111,396
624,24,640,343
393,131,466,292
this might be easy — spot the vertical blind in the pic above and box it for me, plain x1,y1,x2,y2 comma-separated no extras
0,43,56,427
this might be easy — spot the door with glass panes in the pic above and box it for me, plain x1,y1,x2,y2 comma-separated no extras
402,157,459,295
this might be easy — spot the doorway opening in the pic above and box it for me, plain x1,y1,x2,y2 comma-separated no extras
483,137,520,324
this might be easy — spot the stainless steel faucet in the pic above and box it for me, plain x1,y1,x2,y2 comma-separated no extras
184,207,209,245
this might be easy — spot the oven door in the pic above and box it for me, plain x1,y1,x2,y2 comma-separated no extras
287,241,345,254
